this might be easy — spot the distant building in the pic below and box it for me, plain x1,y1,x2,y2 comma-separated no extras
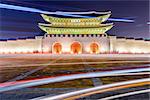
0,11,150,54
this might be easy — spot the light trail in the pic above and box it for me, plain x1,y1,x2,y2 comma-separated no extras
5,0,82,11
0,3,51,14
0,3,134,22
112,72,150,76
108,18,134,22
0,67,149,92
32,78,150,100
99,89,150,100
1,72,149,87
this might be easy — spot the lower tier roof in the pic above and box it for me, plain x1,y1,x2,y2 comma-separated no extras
39,24,113,34
38,23,113,28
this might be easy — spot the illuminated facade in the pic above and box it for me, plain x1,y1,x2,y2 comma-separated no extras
39,11,113,54
0,11,150,54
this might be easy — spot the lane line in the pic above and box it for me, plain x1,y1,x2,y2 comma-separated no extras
80,56,103,86
99,89,150,100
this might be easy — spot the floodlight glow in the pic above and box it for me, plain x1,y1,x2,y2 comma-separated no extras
0,3,134,22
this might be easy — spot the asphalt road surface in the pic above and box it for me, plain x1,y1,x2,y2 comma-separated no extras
0,54,150,100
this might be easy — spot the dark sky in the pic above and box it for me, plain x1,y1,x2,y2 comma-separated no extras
0,0,149,39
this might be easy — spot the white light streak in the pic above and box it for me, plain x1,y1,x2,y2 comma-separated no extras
32,78,150,100
0,67,149,92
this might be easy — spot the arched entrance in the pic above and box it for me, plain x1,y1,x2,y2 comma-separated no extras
53,42,62,54
71,42,82,54
90,42,100,54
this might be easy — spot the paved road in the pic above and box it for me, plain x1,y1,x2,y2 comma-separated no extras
0,68,149,92
1,54,149,100
0,54,149,60
32,78,150,100
0,86,149,100
1,60,150,68
81,57,103,86
99,89,150,100
6,57,62,82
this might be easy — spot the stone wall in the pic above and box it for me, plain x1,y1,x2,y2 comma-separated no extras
0,35,149,54
109,36,150,53
0,36,43,53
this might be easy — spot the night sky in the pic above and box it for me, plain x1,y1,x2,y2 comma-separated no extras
0,0,149,39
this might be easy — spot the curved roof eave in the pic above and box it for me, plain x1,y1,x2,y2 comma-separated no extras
41,14,111,23
55,11,111,15
38,24,113,34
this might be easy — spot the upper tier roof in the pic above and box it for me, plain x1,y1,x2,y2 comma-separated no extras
41,13,111,26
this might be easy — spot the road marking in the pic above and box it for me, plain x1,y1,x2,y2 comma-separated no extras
80,56,103,86
6,57,62,82
99,89,150,100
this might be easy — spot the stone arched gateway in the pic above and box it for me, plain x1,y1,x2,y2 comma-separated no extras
90,42,100,54
52,42,62,54
71,42,82,54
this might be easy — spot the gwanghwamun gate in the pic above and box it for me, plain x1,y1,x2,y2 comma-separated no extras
0,11,150,54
